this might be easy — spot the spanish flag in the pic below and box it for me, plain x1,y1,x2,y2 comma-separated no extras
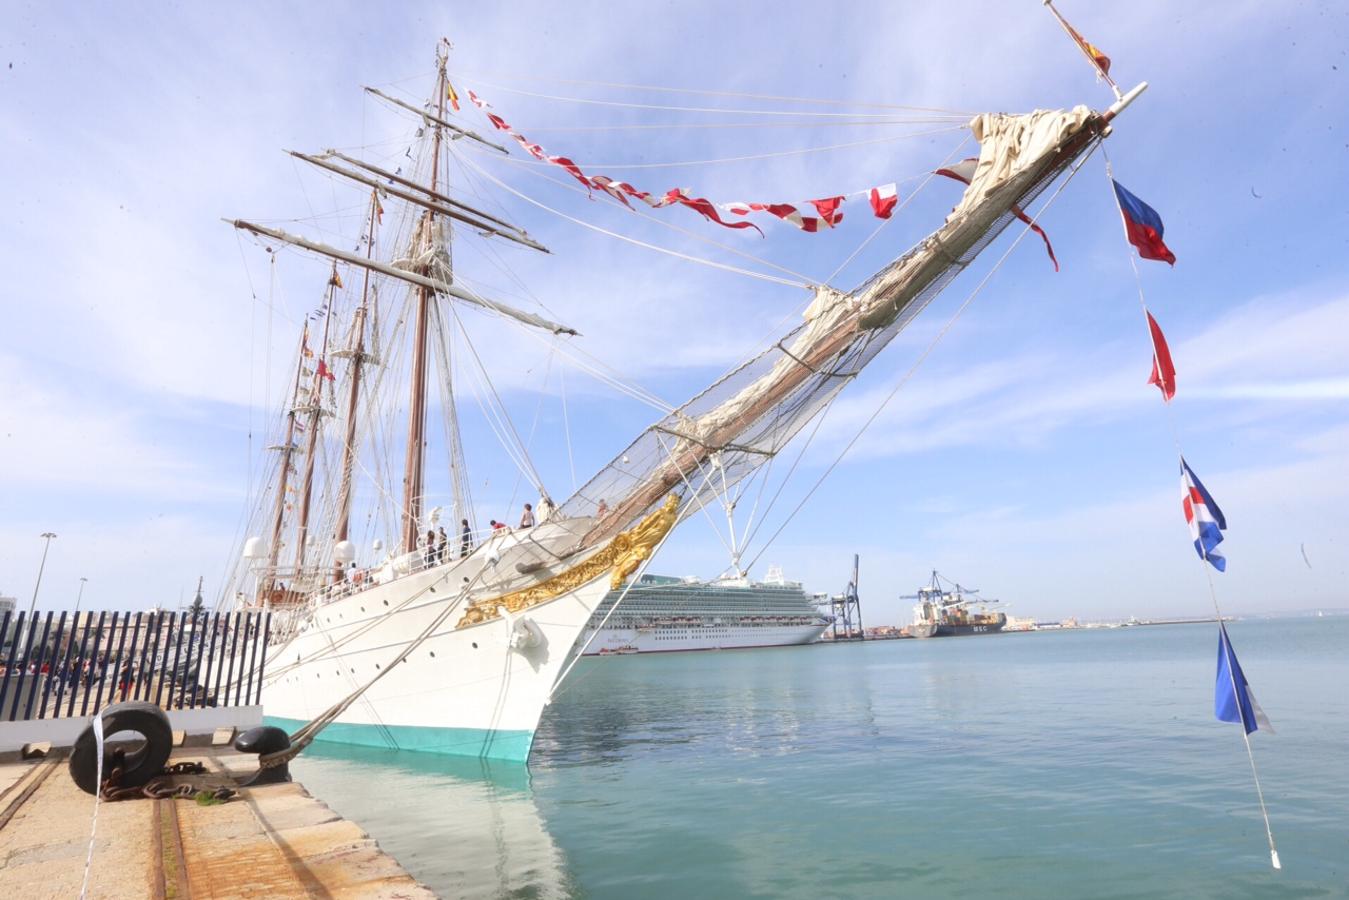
1065,21,1111,77
446,80,460,112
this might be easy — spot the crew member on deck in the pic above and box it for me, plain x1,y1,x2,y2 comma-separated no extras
520,503,535,529
460,519,472,558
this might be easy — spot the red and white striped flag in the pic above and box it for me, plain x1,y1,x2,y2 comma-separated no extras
869,183,898,219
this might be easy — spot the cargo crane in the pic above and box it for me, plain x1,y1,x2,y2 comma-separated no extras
901,570,1006,638
829,555,864,641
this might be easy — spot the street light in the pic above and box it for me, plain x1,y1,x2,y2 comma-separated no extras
27,532,57,619
75,576,88,617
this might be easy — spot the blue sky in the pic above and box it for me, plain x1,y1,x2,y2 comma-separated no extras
1,1,1345,624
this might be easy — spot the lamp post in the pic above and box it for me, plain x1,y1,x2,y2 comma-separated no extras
75,576,88,617
27,532,57,619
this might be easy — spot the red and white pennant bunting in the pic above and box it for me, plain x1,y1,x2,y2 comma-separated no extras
468,90,1052,259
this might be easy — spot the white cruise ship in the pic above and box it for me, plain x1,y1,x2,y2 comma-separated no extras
581,567,832,655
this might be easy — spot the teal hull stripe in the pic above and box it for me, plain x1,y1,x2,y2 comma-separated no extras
265,715,535,763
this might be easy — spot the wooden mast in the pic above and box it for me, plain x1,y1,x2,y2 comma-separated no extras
293,268,340,573
334,191,380,554
263,326,311,599
400,46,449,555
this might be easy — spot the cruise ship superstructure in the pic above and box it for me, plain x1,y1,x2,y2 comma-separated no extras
582,567,832,654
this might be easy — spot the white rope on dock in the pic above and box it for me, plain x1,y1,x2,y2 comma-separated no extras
77,713,104,900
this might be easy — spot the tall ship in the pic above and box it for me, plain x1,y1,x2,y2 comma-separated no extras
904,571,1007,638
582,567,831,655
215,36,1145,761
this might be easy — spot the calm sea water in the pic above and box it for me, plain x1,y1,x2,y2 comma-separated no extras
292,618,1348,898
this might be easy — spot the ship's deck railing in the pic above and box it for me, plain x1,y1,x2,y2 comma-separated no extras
254,517,594,640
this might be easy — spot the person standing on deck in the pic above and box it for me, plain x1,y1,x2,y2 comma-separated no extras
460,519,472,558
519,503,535,529
437,526,449,563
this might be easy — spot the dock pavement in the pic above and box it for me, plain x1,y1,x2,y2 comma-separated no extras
0,745,434,899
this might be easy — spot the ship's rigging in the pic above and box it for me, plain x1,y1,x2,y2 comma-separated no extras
225,40,1140,621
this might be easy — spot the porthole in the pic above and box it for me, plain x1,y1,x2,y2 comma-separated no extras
375,663,381,670
383,600,389,606
472,642,478,649
430,651,436,658
360,607,365,612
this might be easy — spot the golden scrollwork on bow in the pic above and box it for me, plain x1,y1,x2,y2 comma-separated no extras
454,494,681,629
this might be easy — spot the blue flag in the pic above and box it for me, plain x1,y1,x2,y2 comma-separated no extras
1216,624,1272,734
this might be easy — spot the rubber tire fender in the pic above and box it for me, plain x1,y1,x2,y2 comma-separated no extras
68,701,173,796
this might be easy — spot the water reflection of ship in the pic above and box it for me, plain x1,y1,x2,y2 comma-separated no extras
902,571,1006,638
291,743,574,898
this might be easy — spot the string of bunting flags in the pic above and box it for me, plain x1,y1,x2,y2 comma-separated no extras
1110,162,1281,869
458,86,1029,247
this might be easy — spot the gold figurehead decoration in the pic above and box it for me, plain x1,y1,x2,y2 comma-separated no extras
454,493,682,629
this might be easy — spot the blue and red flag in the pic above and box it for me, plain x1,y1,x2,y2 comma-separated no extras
1216,623,1272,734
1180,456,1226,571
1113,180,1176,266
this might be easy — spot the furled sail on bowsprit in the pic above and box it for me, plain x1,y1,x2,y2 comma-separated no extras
564,105,1106,546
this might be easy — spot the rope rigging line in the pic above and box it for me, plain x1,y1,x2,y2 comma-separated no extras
474,130,960,172
652,432,738,561
455,73,980,117
448,303,547,493
743,140,1102,574
548,462,721,699
461,145,815,284
455,150,810,288
458,79,976,120
512,120,967,132
560,364,578,491
824,133,974,288
1099,147,1280,871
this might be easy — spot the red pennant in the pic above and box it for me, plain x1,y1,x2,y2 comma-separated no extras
808,196,845,228
869,183,898,219
1145,310,1176,402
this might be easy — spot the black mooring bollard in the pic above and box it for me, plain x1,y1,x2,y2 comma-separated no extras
233,725,293,786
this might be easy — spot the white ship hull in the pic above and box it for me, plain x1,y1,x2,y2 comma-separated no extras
582,621,828,655
256,521,614,762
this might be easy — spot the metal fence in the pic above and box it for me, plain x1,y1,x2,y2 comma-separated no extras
0,609,271,722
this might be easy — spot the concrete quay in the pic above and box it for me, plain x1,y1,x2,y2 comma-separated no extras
0,746,434,899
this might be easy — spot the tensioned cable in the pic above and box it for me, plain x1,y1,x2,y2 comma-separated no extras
457,73,978,117
516,119,965,131
548,466,719,699
482,128,961,171
447,269,676,415
465,145,815,284
449,303,546,492
743,140,1102,572
825,134,974,288
456,151,810,288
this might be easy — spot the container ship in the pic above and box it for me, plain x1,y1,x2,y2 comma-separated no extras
904,571,1006,638
582,567,832,654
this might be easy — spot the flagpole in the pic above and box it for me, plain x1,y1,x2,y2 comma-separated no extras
1042,0,1122,100
1102,150,1280,870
